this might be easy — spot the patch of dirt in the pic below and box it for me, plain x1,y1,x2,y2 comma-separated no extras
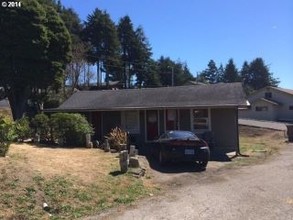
239,125,284,138
137,126,286,189
138,154,227,190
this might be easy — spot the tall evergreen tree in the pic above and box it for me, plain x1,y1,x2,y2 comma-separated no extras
60,7,83,44
83,9,120,86
247,58,279,91
133,26,154,87
117,16,136,88
157,57,174,86
223,58,240,83
199,60,218,84
217,64,224,82
0,0,71,119
141,59,161,87
240,61,252,94
157,57,193,86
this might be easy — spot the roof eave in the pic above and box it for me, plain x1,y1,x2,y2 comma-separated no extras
45,103,248,112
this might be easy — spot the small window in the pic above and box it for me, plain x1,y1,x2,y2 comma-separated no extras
255,106,268,112
122,111,140,134
265,92,272,99
289,106,293,110
193,109,209,130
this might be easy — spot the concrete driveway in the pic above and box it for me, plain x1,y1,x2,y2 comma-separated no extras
86,143,293,220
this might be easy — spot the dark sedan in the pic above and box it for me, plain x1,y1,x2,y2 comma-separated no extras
150,130,210,168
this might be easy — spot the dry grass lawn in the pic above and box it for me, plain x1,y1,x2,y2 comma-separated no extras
0,125,287,219
0,144,155,220
236,125,286,166
0,108,12,118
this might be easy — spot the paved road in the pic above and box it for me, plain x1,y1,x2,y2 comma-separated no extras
88,143,293,220
239,119,288,131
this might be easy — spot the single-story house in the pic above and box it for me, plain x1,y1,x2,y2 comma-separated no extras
49,83,247,154
239,86,293,122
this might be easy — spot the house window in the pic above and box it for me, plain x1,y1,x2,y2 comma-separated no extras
255,106,268,112
289,106,293,110
192,109,209,130
121,111,140,134
265,92,272,99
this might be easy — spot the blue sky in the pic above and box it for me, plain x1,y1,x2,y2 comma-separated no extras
61,0,293,88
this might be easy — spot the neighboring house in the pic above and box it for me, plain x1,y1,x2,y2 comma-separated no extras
48,83,247,154
239,86,293,122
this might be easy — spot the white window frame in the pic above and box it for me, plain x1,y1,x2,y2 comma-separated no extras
121,110,140,134
190,108,211,133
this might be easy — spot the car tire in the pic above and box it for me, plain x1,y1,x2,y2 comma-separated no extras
195,160,208,169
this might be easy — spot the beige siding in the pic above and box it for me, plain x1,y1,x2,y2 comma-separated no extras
211,108,238,152
239,87,293,121
239,100,278,121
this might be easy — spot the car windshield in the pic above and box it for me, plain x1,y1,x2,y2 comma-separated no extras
167,131,199,140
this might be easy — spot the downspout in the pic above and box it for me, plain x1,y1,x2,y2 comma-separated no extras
236,107,240,155
236,107,249,157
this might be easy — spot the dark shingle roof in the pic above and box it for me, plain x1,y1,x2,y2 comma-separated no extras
271,87,293,96
53,83,247,111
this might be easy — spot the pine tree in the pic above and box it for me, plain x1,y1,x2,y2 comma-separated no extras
240,58,279,94
248,58,279,90
223,58,240,83
83,9,120,86
0,0,71,119
133,26,154,87
199,60,218,84
117,16,137,88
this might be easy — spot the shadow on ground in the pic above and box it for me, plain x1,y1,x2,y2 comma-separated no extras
210,150,232,162
143,150,231,174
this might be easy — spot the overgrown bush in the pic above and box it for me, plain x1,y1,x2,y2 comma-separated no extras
14,116,32,141
50,113,94,147
105,127,128,151
31,113,50,142
0,116,17,156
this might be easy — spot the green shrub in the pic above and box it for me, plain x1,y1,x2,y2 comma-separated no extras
50,113,93,147
0,116,17,156
14,116,32,141
31,113,50,141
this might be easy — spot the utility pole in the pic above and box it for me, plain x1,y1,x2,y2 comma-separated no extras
167,66,174,86
171,66,174,86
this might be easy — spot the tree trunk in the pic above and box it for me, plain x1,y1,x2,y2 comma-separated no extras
7,86,31,120
97,61,100,87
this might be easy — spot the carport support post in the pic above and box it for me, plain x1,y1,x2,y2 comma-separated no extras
236,108,240,155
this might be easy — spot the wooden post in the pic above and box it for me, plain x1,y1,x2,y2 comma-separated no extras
119,150,128,173
85,134,91,148
129,145,137,157
104,139,110,152
34,133,40,143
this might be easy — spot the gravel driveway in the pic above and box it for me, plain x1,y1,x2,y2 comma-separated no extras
87,143,293,220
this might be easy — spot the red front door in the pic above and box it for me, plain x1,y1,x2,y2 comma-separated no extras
166,109,178,130
146,110,159,141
